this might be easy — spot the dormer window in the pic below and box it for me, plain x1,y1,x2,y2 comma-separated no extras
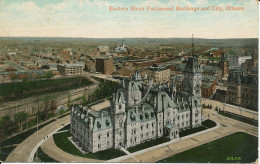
106,119,110,126
97,121,101,128
145,113,149,119
140,115,143,120
119,104,122,110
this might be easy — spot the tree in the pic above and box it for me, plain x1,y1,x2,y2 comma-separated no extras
14,112,29,131
81,92,87,105
45,71,54,78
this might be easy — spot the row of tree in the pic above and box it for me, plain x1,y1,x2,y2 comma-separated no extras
0,97,58,141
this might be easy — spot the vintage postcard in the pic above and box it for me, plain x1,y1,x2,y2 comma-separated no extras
0,0,258,163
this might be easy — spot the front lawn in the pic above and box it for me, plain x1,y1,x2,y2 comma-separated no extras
53,131,125,160
158,132,258,163
179,119,216,137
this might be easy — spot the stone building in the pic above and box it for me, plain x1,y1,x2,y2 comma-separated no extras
96,57,114,75
148,64,171,85
70,56,202,153
225,67,258,110
57,64,84,76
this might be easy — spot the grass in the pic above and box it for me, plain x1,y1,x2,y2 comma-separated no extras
53,131,125,160
208,57,220,61
218,111,258,127
36,146,58,162
0,119,55,147
0,146,16,161
158,132,258,163
0,77,93,101
127,137,170,153
179,119,216,137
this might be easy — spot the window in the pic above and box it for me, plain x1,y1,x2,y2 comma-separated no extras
98,134,101,139
107,132,109,137
146,124,149,128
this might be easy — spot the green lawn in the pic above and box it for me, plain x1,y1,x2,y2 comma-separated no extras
127,137,170,153
0,119,55,147
53,131,125,160
36,147,58,162
218,111,258,126
179,119,216,137
158,132,258,163
0,77,93,101
0,146,16,161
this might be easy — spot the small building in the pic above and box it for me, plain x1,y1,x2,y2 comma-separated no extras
57,64,84,76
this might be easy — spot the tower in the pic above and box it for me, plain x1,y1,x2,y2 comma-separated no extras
111,89,126,148
183,57,202,100
220,53,228,78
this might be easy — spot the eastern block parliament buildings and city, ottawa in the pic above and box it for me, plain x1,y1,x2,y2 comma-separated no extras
70,56,202,153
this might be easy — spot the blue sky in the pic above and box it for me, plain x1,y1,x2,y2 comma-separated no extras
0,0,258,38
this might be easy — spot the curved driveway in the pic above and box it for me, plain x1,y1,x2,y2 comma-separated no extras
6,115,70,162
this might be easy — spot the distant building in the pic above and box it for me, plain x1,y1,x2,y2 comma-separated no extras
97,45,109,53
117,67,136,77
229,56,252,68
219,53,229,78
201,76,218,98
225,67,258,110
85,61,96,73
57,64,84,76
96,57,114,75
148,64,170,85
115,41,127,53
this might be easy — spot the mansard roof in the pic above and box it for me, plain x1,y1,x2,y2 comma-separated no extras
126,103,156,124
71,105,113,132
141,88,176,112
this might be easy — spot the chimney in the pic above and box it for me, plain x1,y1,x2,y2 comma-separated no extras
142,105,145,113
89,117,93,129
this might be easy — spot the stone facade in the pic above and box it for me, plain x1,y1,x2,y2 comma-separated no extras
96,57,114,75
70,57,202,153
225,67,258,110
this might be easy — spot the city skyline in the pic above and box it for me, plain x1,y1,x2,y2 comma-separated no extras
0,0,258,39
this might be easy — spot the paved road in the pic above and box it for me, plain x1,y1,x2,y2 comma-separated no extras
6,115,71,162
6,77,100,162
